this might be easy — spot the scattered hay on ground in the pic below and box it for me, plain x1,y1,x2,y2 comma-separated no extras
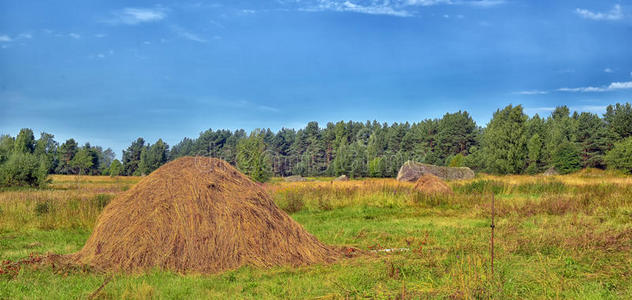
70,157,338,274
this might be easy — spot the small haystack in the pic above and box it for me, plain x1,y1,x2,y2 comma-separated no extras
334,175,349,181
397,161,475,182
413,173,453,195
543,166,559,176
71,157,337,273
284,175,307,182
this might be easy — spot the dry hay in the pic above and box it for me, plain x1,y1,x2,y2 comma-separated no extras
284,175,307,182
413,173,453,195
543,166,559,176
334,175,349,181
397,161,474,182
70,156,337,273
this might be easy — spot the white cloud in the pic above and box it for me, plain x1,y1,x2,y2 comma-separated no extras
604,68,613,73
406,0,453,6
558,80,632,93
515,90,548,95
108,7,166,25
304,1,412,17
463,0,505,7
0,35,12,42
171,26,207,43
17,33,32,39
69,33,81,39
608,81,632,89
95,33,107,38
407,0,504,7
576,4,623,21
296,0,503,17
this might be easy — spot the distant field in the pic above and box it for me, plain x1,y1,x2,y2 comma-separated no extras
1,171,632,299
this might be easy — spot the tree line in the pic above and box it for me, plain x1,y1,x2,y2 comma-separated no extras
1,102,631,186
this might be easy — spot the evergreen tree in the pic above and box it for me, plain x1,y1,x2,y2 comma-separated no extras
576,112,611,168
604,102,632,139
13,128,35,154
349,141,367,178
526,133,543,174
436,111,478,163
122,138,145,176
138,139,169,175
170,137,195,160
553,141,581,174
332,143,352,176
545,106,578,165
56,139,78,174
236,130,271,182
480,105,528,174
605,137,632,173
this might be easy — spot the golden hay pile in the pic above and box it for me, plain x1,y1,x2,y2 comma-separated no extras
413,173,453,195
71,157,337,273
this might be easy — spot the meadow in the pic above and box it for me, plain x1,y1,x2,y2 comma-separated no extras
1,171,632,299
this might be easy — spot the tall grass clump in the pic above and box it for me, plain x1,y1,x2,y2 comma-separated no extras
454,180,507,195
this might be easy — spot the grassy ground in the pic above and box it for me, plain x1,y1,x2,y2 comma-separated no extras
1,171,631,299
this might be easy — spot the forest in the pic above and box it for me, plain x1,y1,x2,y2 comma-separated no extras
1,102,631,186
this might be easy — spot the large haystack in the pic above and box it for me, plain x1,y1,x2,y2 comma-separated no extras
413,173,453,195
397,161,475,182
71,157,337,273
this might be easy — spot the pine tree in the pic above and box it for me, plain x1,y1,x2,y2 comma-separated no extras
480,105,528,174
236,130,271,182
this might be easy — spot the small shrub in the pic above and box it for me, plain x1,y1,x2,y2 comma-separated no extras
448,153,465,167
93,194,113,209
0,153,48,188
317,196,333,211
280,190,304,213
34,201,51,216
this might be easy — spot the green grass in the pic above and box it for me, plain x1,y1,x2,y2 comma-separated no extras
1,175,632,299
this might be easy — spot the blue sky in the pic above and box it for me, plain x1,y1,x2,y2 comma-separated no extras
1,0,631,156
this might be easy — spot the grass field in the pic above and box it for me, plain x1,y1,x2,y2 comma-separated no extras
1,171,632,299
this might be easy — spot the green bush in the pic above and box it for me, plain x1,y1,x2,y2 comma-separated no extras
448,153,465,167
605,137,632,174
35,201,51,215
0,153,48,187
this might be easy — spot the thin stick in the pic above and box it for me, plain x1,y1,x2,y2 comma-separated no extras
88,275,112,300
491,193,495,279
